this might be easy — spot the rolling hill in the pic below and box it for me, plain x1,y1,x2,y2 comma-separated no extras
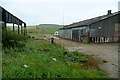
27,24,64,35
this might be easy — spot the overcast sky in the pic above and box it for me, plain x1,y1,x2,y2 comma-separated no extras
0,0,119,26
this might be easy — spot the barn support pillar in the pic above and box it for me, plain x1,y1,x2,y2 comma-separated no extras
106,37,108,42
18,24,20,34
90,37,92,43
112,36,114,42
93,37,95,43
24,23,27,36
96,37,98,43
101,37,104,43
24,26,25,36
94,37,96,43
91,37,94,43
99,37,101,43
100,37,102,43
91,37,93,43
105,37,106,42
2,22,7,31
82,33,117,43
95,37,97,43
87,37,90,43
98,37,100,43
101,37,102,42
21,25,23,34
89,37,92,43
13,23,15,32
92,37,94,43
97,37,99,43
4,22,6,29
103,37,106,42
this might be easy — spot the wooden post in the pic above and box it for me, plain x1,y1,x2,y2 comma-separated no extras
4,22,6,29
51,37,54,44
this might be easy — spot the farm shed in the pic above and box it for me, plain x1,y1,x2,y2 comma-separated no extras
59,10,120,43
59,29,72,39
0,6,27,36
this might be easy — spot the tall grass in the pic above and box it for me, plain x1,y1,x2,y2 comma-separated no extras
2,30,28,48
2,41,106,78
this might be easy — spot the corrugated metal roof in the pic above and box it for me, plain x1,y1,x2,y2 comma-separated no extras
62,11,120,29
0,6,26,24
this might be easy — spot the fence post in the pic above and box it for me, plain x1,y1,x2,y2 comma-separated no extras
51,37,54,44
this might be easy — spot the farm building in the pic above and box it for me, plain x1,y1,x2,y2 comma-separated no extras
0,6,27,36
59,10,120,43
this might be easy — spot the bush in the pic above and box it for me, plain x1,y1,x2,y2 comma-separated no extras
2,30,28,48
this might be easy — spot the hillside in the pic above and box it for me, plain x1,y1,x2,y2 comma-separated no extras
27,24,64,35
38,24,59,26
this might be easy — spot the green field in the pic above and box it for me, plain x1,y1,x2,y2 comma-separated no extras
7,24,63,36
27,25,63,35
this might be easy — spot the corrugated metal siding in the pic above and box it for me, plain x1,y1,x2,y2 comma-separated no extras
58,29,72,39
59,26,89,42
72,26,89,42
59,12,119,43
72,29,79,41
58,30,65,37
90,14,118,37
64,29,72,39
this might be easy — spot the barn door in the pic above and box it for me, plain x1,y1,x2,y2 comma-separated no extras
72,29,79,41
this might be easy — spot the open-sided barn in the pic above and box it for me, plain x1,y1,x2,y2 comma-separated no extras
59,10,120,43
0,6,27,36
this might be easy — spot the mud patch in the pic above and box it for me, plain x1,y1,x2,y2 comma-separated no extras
81,56,103,71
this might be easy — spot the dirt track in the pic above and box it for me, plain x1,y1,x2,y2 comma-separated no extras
45,34,119,78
